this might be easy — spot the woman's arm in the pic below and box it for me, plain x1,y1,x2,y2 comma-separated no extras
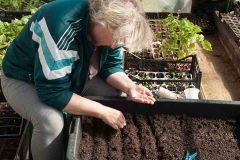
63,93,126,130
106,72,156,104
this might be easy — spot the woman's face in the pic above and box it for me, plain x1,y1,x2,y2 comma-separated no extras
90,22,116,49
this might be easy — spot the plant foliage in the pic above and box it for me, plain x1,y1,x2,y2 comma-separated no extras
155,14,212,60
0,0,45,11
0,15,31,66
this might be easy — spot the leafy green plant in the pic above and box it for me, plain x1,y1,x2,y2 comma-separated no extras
0,0,45,11
0,15,31,66
154,14,212,60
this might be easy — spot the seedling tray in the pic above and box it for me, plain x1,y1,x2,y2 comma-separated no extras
219,12,240,45
146,12,215,34
126,70,193,81
124,54,200,73
0,11,31,22
67,97,240,160
124,54,202,94
0,103,25,137
126,69,198,96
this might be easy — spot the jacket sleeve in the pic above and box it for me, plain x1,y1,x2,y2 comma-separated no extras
99,46,124,80
30,16,82,111
34,63,73,111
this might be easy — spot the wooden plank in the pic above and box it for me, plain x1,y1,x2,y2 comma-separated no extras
197,34,240,101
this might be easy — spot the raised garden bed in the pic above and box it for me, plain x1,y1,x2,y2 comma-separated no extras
219,12,240,45
67,97,240,160
0,102,25,137
213,11,240,77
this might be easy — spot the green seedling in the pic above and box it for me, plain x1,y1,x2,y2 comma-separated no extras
154,14,213,60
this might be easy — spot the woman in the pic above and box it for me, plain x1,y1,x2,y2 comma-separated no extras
1,0,155,159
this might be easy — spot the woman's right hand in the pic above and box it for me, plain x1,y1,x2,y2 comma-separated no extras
63,94,126,130
98,105,126,130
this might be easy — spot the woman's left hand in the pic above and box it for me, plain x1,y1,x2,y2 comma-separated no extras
127,84,156,104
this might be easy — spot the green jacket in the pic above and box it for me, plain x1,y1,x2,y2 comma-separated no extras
2,0,124,110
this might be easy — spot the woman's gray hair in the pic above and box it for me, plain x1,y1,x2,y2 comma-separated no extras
89,0,153,52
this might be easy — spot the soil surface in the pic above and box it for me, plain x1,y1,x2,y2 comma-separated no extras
78,113,240,160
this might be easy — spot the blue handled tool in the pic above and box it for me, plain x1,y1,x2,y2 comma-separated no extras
185,151,198,160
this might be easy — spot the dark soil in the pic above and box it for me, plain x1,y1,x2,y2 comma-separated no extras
191,117,240,160
92,119,108,160
78,114,240,160
148,114,185,159
79,117,94,159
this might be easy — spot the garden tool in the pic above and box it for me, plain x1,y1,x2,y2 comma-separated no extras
185,151,198,160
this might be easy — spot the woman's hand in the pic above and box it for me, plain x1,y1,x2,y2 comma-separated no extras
64,94,126,130
98,105,126,130
127,84,156,104
105,72,155,104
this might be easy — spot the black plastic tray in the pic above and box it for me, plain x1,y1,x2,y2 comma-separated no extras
66,96,240,160
145,12,215,34
218,12,240,45
0,103,25,137
124,54,202,90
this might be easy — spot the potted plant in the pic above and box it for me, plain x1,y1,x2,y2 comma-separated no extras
152,14,212,60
